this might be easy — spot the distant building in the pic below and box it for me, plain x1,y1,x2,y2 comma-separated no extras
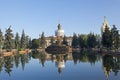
45,23,72,47
55,23,64,37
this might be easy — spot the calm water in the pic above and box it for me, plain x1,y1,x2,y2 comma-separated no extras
0,50,120,80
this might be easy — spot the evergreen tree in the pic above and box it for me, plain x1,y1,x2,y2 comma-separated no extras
25,36,29,49
4,26,14,51
62,35,68,46
72,33,79,48
20,30,26,49
78,34,87,48
111,25,119,50
15,32,20,49
28,38,32,49
39,32,46,48
0,29,4,49
102,25,112,48
87,33,97,48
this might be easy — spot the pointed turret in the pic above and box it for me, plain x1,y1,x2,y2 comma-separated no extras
101,16,110,34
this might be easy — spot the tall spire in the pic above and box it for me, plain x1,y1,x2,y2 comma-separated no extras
103,16,108,26
101,16,110,34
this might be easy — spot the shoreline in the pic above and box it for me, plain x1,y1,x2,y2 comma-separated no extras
0,49,31,57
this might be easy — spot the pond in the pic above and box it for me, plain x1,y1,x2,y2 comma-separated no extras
0,50,120,80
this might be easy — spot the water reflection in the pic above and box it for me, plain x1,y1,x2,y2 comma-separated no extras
0,53,32,76
72,50,101,65
102,54,120,80
0,50,120,80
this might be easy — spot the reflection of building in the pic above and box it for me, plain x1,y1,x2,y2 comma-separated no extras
45,23,72,47
103,66,111,80
55,55,65,74
55,59,65,74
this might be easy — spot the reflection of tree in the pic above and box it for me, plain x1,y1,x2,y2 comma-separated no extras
20,54,29,70
112,56,120,76
102,55,113,80
4,56,14,76
72,50,98,65
39,51,47,67
0,57,4,73
14,54,20,68
32,51,47,67
72,52,81,64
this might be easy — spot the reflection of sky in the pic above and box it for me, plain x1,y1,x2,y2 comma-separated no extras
0,57,120,80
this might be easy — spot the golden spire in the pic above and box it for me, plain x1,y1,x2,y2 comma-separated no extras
101,16,110,33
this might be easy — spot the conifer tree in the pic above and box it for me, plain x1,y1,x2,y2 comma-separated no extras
4,26,14,51
102,25,112,48
111,25,119,50
20,30,26,49
0,29,4,49
87,33,97,48
15,32,20,49
39,32,46,48
72,33,79,48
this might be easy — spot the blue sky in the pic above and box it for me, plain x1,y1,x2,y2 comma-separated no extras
0,0,120,38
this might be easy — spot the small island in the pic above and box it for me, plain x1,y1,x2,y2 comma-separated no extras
45,24,72,54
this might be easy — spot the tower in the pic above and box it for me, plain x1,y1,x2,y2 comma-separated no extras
101,16,110,35
55,23,64,37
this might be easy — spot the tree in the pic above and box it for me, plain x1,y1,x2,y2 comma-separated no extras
62,35,68,46
4,26,14,51
31,39,39,49
25,36,30,49
72,33,79,48
39,32,46,48
78,34,87,48
28,38,32,49
87,33,97,48
0,29,4,50
15,32,20,49
20,30,26,49
102,25,112,48
111,25,119,50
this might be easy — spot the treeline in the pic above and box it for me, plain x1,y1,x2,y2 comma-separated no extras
72,33,100,49
102,25,119,50
0,26,46,52
72,25,120,50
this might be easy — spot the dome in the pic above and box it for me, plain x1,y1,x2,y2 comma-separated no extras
55,23,64,37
